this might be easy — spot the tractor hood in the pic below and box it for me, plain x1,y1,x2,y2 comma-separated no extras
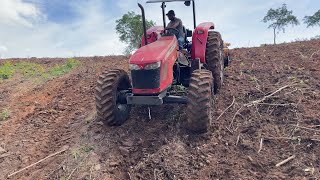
130,36,178,65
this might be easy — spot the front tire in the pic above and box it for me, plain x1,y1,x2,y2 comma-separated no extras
205,30,224,94
187,70,214,133
95,69,132,126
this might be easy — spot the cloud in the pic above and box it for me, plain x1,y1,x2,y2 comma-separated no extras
117,0,320,48
0,0,126,58
0,45,8,52
0,0,319,58
0,0,44,27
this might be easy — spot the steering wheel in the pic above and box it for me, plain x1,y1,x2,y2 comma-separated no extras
165,28,180,37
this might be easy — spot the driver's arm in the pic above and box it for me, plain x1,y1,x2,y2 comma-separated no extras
165,22,173,29
170,19,181,29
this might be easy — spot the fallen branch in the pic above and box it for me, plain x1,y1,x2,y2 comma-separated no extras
8,145,69,178
236,134,241,146
258,138,264,153
257,103,295,107
245,85,290,107
229,85,292,129
276,155,296,167
309,50,320,60
290,125,320,133
264,136,320,142
229,106,243,128
67,154,90,180
297,51,307,59
311,139,320,142
217,96,235,120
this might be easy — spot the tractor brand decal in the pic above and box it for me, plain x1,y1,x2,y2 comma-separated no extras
165,43,176,61
161,61,168,82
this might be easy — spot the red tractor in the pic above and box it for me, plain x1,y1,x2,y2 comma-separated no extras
95,0,230,133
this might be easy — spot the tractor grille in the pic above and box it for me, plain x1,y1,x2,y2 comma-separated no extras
131,68,161,89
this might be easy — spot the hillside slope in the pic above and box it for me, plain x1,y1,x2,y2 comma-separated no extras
0,40,319,179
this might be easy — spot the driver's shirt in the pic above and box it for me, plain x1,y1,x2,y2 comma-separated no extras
167,17,184,39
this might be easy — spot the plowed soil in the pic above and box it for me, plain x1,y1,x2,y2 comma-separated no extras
0,40,319,179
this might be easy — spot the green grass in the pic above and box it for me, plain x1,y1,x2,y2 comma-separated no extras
0,61,15,80
48,59,80,77
0,109,10,121
15,61,45,77
0,58,81,81
81,146,94,153
71,148,81,160
249,76,258,82
85,113,96,124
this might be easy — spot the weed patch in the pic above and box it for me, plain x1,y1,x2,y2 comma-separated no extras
0,61,15,80
47,59,81,78
15,61,45,77
0,59,81,81
81,146,94,153
0,109,10,121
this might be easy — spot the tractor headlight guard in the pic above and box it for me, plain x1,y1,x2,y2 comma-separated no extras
129,64,140,70
144,62,161,70
130,62,161,70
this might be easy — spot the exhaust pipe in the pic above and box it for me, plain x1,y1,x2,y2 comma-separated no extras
138,3,148,46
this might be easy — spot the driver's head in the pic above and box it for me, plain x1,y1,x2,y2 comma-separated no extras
166,10,175,21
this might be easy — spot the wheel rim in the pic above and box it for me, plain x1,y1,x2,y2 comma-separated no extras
115,87,131,122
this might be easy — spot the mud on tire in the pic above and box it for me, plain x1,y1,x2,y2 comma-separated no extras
187,70,214,133
95,69,132,126
205,30,224,94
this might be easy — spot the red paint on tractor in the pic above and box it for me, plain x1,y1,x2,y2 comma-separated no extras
130,36,178,94
141,26,164,46
191,22,215,63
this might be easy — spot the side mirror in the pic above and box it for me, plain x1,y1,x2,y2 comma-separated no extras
186,29,192,37
184,1,191,6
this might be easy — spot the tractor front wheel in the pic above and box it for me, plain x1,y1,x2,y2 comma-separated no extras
187,70,214,133
95,69,132,126
205,30,224,94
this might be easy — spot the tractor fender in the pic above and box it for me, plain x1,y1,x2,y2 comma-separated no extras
141,26,164,46
191,22,215,63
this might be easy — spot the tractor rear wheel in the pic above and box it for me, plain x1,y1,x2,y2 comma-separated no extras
187,69,214,133
95,69,132,126
205,30,224,94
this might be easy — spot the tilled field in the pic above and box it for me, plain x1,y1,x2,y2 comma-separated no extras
0,40,319,179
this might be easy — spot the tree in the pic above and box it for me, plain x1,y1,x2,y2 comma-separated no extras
116,12,155,54
304,10,320,27
263,4,299,44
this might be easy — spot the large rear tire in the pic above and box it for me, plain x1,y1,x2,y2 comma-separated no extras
95,69,132,126
187,70,214,133
205,30,224,94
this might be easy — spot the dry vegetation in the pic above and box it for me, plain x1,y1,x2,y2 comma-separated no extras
0,40,319,179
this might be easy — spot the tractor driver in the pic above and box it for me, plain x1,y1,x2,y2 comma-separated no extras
165,10,185,50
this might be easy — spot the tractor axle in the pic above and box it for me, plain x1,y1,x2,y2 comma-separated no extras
126,91,188,105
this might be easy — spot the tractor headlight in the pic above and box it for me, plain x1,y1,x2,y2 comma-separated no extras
144,62,161,70
129,64,140,70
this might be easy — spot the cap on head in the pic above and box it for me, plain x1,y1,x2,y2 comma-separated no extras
166,10,175,16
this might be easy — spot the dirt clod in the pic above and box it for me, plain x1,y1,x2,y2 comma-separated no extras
0,147,6,155
0,40,320,179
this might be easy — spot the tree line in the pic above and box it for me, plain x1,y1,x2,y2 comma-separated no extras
263,4,320,44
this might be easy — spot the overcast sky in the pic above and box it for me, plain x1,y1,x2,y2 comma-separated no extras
0,0,319,58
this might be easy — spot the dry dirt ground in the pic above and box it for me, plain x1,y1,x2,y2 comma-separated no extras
0,40,319,179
